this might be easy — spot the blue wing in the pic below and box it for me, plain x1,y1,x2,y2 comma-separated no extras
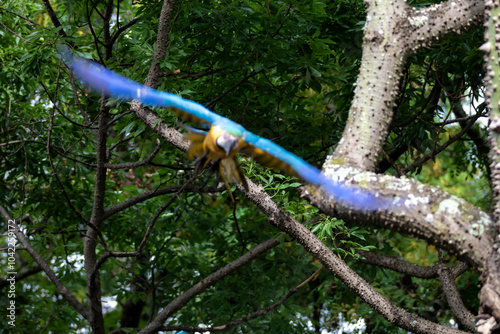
241,133,388,211
60,47,232,127
61,47,388,211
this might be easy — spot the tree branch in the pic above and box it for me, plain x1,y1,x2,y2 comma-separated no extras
103,183,225,219
41,0,68,40
0,205,90,320
144,0,176,89
245,182,467,334
110,17,141,49
104,140,162,169
357,250,469,279
305,165,494,268
330,0,484,170
402,113,481,174
84,100,110,334
0,265,42,288
478,1,500,327
438,260,475,331
159,267,323,333
138,237,282,334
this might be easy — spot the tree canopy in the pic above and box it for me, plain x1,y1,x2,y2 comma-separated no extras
0,0,499,333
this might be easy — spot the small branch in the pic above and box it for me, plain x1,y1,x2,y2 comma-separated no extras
138,237,282,334
438,261,475,331
434,113,488,126
0,266,42,288
402,113,481,174
166,68,236,79
265,0,270,16
110,17,141,49
86,5,104,64
46,106,90,225
90,176,212,283
161,267,324,332
380,149,405,176
40,81,98,132
67,68,100,138
0,20,30,42
105,140,162,169
0,205,90,320
0,7,39,27
41,0,68,40
103,183,225,219
88,251,140,288
136,175,197,253
105,131,146,158
408,0,485,49
391,81,442,129
0,139,45,147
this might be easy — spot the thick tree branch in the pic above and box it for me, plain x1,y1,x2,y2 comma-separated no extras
41,0,68,40
84,101,110,334
305,166,494,268
46,110,90,225
330,0,484,171
144,0,176,89
452,102,491,179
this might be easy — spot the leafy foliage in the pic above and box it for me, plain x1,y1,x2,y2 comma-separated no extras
0,0,488,333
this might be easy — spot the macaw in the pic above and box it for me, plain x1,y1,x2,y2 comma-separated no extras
60,48,388,211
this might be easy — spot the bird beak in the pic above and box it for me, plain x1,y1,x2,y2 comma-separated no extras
216,132,240,157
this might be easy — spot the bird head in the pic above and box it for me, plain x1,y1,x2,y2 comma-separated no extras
215,130,241,158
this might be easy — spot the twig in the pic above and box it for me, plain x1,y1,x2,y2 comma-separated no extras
402,113,481,174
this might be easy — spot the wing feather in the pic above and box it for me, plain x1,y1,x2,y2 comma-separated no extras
61,47,221,125
241,133,388,211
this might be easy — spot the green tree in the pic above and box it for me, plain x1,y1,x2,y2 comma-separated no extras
0,0,498,333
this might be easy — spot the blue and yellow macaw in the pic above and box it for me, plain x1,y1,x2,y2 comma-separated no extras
61,48,387,210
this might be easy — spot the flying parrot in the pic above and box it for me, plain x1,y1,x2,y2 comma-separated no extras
60,47,388,211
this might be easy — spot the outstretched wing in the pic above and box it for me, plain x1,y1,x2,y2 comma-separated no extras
240,132,387,211
61,47,388,211
60,47,225,126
